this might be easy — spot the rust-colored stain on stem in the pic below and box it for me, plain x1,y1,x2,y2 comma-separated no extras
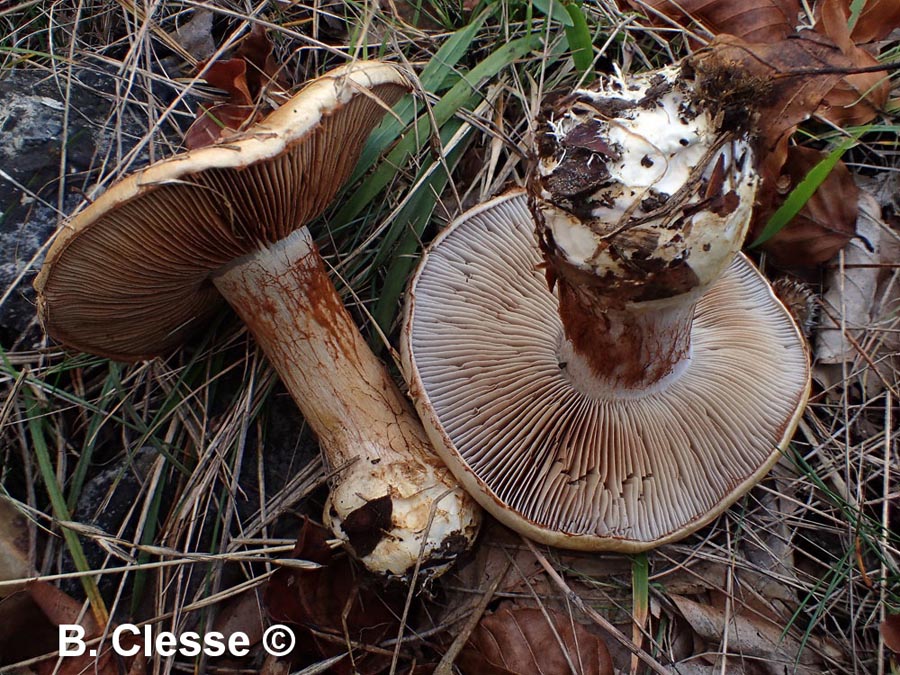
553,259,694,389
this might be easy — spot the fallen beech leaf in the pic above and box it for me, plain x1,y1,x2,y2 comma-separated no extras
0,496,32,597
882,614,900,653
625,0,890,128
0,595,58,667
814,191,900,396
202,58,253,106
813,0,890,126
671,594,823,670
213,588,265,649
28,579,101,634
750,145,858,266
816,0,900,44
184,103,261,150
25,581,146,675
818,57,888,128
689,33,846,157
620,0,799,43
236,23,289,97
459,606,614,675
185,58,256,149
264,519,405,675
185,27,289,149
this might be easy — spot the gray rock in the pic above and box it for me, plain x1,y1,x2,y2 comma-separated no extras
0,67,152,347
0,195,78,348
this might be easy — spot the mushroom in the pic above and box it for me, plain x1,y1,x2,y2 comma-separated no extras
34,60,480,577
401,65,810,551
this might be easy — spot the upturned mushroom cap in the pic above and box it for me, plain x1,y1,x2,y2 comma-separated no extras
401,190,810,551
34,60,410,360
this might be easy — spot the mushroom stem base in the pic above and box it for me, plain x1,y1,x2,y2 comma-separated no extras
212,228,479,576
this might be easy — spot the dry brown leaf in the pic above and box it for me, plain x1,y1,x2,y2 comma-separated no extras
621,0,800,43
459,606,614,675
689,33,846,157
202,58,254,106
750,145,858,267
185,26,289,150
236,23,290,98
25,581,146,675
816,0,900,44
185,58,257,149
0,497,33,598
449,521,545,598
212,588,265,649
28,580,101,634
670,594,823,672
183,103,261,150
882,614,900,653
813,0,890,125
0,594,58,668
264,519,405,675
814,190,900,396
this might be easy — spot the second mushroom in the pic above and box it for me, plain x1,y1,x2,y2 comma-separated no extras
402,64,810,551
35,61,480,577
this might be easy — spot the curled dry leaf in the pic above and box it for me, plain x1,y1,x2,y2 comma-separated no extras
202,58,254,106
184,102,261,150
689,33,850,157
816,0,900,45
882,614,900,653
619,0,799,43
654,4,889,132
25,581,146,675
813,0,890,126
212,588,265,650
458,606,614,675
185,25,289,149
263,519,405,675
750,145,858,267
670,594,826,673
814,191,900,396
185,56,261,149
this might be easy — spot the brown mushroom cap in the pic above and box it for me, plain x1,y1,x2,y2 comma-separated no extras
34,61,409,360
402,189,810,551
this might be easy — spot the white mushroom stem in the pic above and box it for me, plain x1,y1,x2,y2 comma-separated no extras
212,227,479,577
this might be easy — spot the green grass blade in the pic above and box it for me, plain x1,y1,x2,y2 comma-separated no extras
332,32,542,232
25,390,109,626
371,122,472,335
533,0,574,25
750,133,860,248
66,364,122,512
130,467,165,616
847,0,867,31
349,8,494,185
564,2,594,77
632,552,649,640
